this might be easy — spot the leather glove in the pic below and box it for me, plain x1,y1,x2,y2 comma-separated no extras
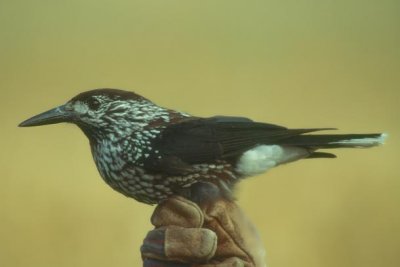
141,195,266,267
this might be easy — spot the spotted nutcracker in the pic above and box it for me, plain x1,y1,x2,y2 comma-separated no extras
19,89,386,204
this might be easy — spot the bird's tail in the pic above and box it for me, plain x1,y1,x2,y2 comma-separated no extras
281,133,387,149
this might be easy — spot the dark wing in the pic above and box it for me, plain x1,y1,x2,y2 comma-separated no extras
143,116,333,174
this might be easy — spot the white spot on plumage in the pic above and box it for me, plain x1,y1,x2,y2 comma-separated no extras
236,145,309,176
73,101,89,114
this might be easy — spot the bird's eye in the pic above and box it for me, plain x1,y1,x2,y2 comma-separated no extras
87,98,101,110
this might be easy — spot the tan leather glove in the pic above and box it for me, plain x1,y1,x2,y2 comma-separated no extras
141,195,266,267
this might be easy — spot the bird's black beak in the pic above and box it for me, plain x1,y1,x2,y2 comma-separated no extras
19,104,72,127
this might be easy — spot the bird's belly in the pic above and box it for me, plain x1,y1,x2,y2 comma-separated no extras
92,159,164,204
94,159,237,204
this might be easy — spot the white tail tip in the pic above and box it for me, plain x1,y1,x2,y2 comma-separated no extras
330,133,388,148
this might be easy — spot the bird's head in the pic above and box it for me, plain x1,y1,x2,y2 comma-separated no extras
19,88,167,139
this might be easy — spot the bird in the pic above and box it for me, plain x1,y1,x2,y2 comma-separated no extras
19,88,387,204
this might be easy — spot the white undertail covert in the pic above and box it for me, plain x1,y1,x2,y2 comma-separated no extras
236,145,310,176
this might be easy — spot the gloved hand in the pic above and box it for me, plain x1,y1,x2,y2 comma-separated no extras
141,195,266,267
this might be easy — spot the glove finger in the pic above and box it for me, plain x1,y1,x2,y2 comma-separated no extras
152,196,204,228
141,228,166,260
142,226,217,263
193,257,245,267
164,226,217,262
143,258,191,267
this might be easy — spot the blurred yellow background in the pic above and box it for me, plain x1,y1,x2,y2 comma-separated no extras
1,1,399,266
